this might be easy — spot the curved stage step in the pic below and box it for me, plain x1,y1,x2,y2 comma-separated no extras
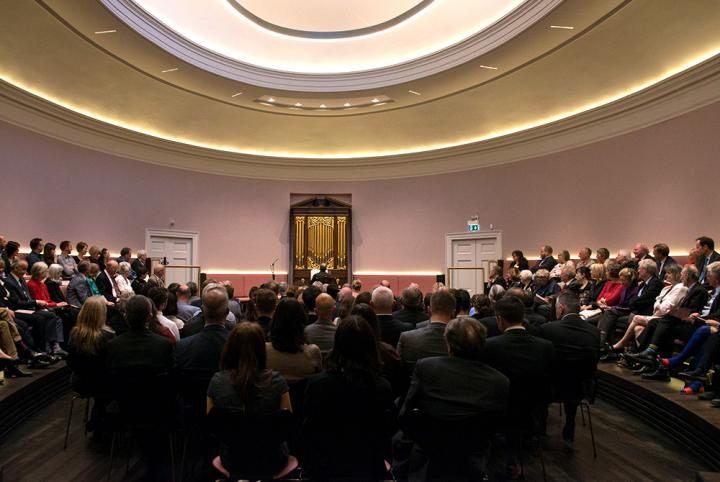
597,364,720,472
0,363,70,440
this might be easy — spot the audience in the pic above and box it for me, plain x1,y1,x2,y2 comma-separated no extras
393,286,429,326
114,261,134,295
254,288,277,337
304,293,336,353
373,286,413,347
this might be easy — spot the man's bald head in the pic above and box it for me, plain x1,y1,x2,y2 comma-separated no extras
202,286,229,324
106,260,119,275
315,293,335,320
337,286,353,301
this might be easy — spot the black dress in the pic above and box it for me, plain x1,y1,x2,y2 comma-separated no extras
45,279,66,303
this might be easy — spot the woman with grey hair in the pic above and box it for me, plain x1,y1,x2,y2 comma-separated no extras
549,250,574,279
46,263,68,304
114,261,135,295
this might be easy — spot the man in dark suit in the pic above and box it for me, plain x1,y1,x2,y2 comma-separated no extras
95,260,119,303
696,236,720,287
310,263,331,284
175,286,229,372
5,260,65,356
653,243,677,280
392,286,428,326
66,261,92,308
373,286,412,347
539,292,600,447
305,293,336,353
530,245,557,273
26,238,44,271
481,296,554,472
485,264,508,295
301,285,322,325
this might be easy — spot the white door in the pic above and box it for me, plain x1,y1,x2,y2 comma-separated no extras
147,235,194,287
447,232,502,294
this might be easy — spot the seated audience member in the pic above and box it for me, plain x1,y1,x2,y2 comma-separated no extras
373,286,413,347
632,243,654,263
653,243,677,280
175,284,230,372
595,247,610,267
575,267,594,307
266,297,321,383
609,264,686,355
57,240,78,279
5,260,66,357
304,293,336,353
514,269,534,293
116,247,132,265
354,291,372,307
393,286,429,326
105,295,174,373
589,263,623,311
87,245,101,267
401,316,509,478
73,241,88,264
576,247,594,269
696,236,720,288
549,250,574,280
539,293,600,447
452,288,471,318
335,295,354,323
255,288,277,337
506,267,521,288
175,283,200,323
131,250,147,279
530,245,557,273
558,264,579,292
511,250,529,271
46,264,67,304
67,296,115,429
26,238,44,271
628,261,720,380
470,293,494,320
207,322,293,478
131,265,148,295
95,260,119,303
27,262,68,309
150,264,166,287
486,264,508,294
67,261,92,308
115,262,134,295
0,308,33,377
506,288,546,332
301,285,322,325
615,249,636,270
163,292,184,330
481,296,554,476
351,279,362,297
582,263,608,310
222,282,243,321
3,241,20,275
594,267,638,337
187,281,201,305
147,287,180,341
397,289,456,373
42,242,57,267
532,269,559,313
303,316,395,480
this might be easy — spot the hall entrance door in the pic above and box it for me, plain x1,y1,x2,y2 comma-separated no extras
145,229,199,287
445,231,502,295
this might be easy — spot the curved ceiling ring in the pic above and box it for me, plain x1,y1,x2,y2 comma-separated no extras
226,0,435,39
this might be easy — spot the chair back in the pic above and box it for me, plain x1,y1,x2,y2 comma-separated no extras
178,368,216,421
109,368,177,429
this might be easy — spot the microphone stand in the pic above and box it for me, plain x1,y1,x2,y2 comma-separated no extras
271,258,279,281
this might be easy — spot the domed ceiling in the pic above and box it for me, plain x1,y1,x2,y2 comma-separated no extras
0,0,719,180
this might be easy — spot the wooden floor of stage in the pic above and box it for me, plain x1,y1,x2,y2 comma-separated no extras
0,390,712,482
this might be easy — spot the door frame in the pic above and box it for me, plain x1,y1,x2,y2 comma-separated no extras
444,230,503,287
145,228,200,266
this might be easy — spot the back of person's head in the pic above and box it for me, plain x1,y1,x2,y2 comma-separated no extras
401,286,423,310
302,285,322,311
556,292,580,316
370,286,394,313
260,281,280,295
176,284,191,299
315,293,335,319
430,289,456,318
125,295,153,331
453,289,471,314
354,291,372,306
506,287,533,310
203,285,229,324
271,297,307,353
350,303,380,339
5,241,20,257
255,288,277,316
471,293,493,317
71,296,109,354
494,296,525,326
30,237,43,251
351,279,362,291
326,283,340,300
163,292,179,317
327,315,381,376
146,286,169,312
445,316,487,360
221,322,271,402
187,281,198,297
77,261,91,275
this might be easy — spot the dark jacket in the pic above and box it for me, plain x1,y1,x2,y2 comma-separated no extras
392,307,429,326
106,329,174,373
628,276,664,315
175,323,229,372
95,271,117,303
378,314,413,348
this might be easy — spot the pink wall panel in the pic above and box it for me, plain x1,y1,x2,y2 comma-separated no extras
2,101,719,286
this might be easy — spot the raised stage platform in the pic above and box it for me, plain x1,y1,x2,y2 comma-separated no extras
597,364,720,472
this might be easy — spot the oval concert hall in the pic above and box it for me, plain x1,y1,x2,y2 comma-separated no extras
1,1,720,481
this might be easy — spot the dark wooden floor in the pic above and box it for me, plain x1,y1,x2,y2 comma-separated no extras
0,391,711,482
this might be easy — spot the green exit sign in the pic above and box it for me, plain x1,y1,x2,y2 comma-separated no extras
468,223,480,232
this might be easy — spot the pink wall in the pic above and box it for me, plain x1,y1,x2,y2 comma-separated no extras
2,101,719,291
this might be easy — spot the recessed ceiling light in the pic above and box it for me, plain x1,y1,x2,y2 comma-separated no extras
294,102,303,107
373,102,387,106
259,102,273,106
268,98,275,102
319,104,327,108
371,98,380,103
344,102,351,107
480,65,498,70
550,25,574,29
231,92,243,97
408,90,421,96
94,29,117,35
161,68,178,73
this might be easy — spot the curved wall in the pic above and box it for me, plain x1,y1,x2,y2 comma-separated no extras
1,101,718,275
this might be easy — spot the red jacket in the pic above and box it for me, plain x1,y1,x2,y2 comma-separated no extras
597,280,623,306
27,278,58,307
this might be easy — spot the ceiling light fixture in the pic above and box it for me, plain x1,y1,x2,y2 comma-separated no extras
408,90,421,96
373,102,387,106
94,29,117,35
480,65,498,70
160,68,178,73
294,102,302,107
371,98,380,103
344,102,351,107
267,98,275,102
550,25,574,29
319,104,327,108
231,92,243,97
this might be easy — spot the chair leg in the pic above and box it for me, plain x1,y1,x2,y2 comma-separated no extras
83,397,91,436
179,431,189,482
582,402,598,458
108,432,117,481
63,395,78,450
169,434,176,482
538,442,547,482
580,401,586,427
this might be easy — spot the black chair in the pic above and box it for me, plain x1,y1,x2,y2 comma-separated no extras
63,390,92,450
176,368,217,481
207,407,299,480
401,408,492,481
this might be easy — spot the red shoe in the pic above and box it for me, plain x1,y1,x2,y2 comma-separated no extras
660,358,670,367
